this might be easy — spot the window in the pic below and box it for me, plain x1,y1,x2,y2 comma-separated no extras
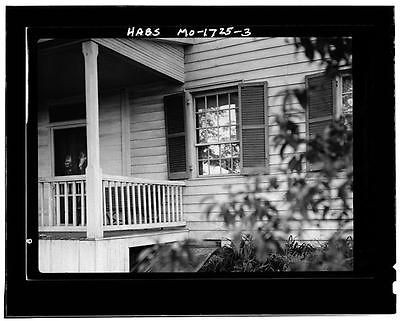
338,73,353,127
195,91,240,176
53,126,87,176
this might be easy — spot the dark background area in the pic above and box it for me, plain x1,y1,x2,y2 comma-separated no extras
5,6,395,316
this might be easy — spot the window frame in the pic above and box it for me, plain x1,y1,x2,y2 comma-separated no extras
192,87,241,177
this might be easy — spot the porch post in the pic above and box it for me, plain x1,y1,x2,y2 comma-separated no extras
82,41,103,240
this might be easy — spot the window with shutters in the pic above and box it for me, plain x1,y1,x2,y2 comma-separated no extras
306,71,353,140
164,93,188,180
194,90,240,176
306,70,352,170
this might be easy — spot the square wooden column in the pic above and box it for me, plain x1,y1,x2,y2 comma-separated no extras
82,41,103,240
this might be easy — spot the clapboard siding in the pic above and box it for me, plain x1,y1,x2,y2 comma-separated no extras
99,91,123,175
129,84,182,180
184,37,352,241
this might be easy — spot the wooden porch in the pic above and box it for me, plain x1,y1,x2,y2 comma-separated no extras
38,174,186,236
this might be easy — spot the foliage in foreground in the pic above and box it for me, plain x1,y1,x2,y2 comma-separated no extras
199,235,353,272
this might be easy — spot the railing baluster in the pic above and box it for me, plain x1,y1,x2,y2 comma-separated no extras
72,182,77,226
56,183,61,226
175,186,179,222
115,181,120,225
64,182,69,226
143,184,148,224
103,180,107,227
171,186,176,222
48,183,53,226
82,181,86,226
152,184,157,223
157,185,161,223
162,185,166,223
39,182,44,227
180,186,183,221
126,183,131,225
138,184,142,224
131,184,136,224
108,180,113,226
167,186,171,222
121,182,126,225
147,184,151,223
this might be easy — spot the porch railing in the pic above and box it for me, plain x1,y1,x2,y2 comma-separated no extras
38,175,186,233
102,175,185,231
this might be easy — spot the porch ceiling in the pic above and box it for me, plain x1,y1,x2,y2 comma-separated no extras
38,40,180,101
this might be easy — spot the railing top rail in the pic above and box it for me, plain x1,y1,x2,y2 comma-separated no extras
38,175,86,183
102,174,186,186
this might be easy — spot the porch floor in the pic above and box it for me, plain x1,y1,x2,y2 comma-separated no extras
39,226,188,241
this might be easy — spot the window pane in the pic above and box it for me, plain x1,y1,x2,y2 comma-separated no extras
230,92,238,108
220,159,231,174
219,109,230,126
197,129,208,143
232,158,240,173
232,143,240,157
196,113,207,128
208,127,219,143
219,93,229,109
219,126,230,142
220,144,231,158
206,112,218,127
342,93,353,115
231,126,238,140
209,159,221,175
208,144,220,159
198,146,208,159
195,97,206,112
206,95,218,111
199,160,209,176
230,109,237,125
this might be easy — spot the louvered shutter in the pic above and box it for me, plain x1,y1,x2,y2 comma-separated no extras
164,93,188,180
239,82,268,174
306,73,336,171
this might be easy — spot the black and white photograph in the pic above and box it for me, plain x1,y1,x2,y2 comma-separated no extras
36,35,355,273
5,5,396,316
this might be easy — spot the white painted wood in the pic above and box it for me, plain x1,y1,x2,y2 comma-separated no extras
152,184,157,223
40,182,44,226
48,183,53,226
167,186,171,222
132,184,137,224
72,182,77,226
137,184,142,224
83,40,103,240
126,183,131,225
157,184,161,223
143,184,147,224
121,89,131,176
115,181,120,225
93,38,184,83
81,181,86,226
64,182,68,226
184,91,195,179
147,184,152,223
179,186,183,221
39,228,189,272
162,185,166,223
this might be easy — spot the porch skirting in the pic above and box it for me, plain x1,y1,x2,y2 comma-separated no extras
39,229,189,273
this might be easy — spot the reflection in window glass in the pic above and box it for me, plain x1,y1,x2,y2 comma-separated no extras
341,75,353,127
195,91,240,176
207,95,218,111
